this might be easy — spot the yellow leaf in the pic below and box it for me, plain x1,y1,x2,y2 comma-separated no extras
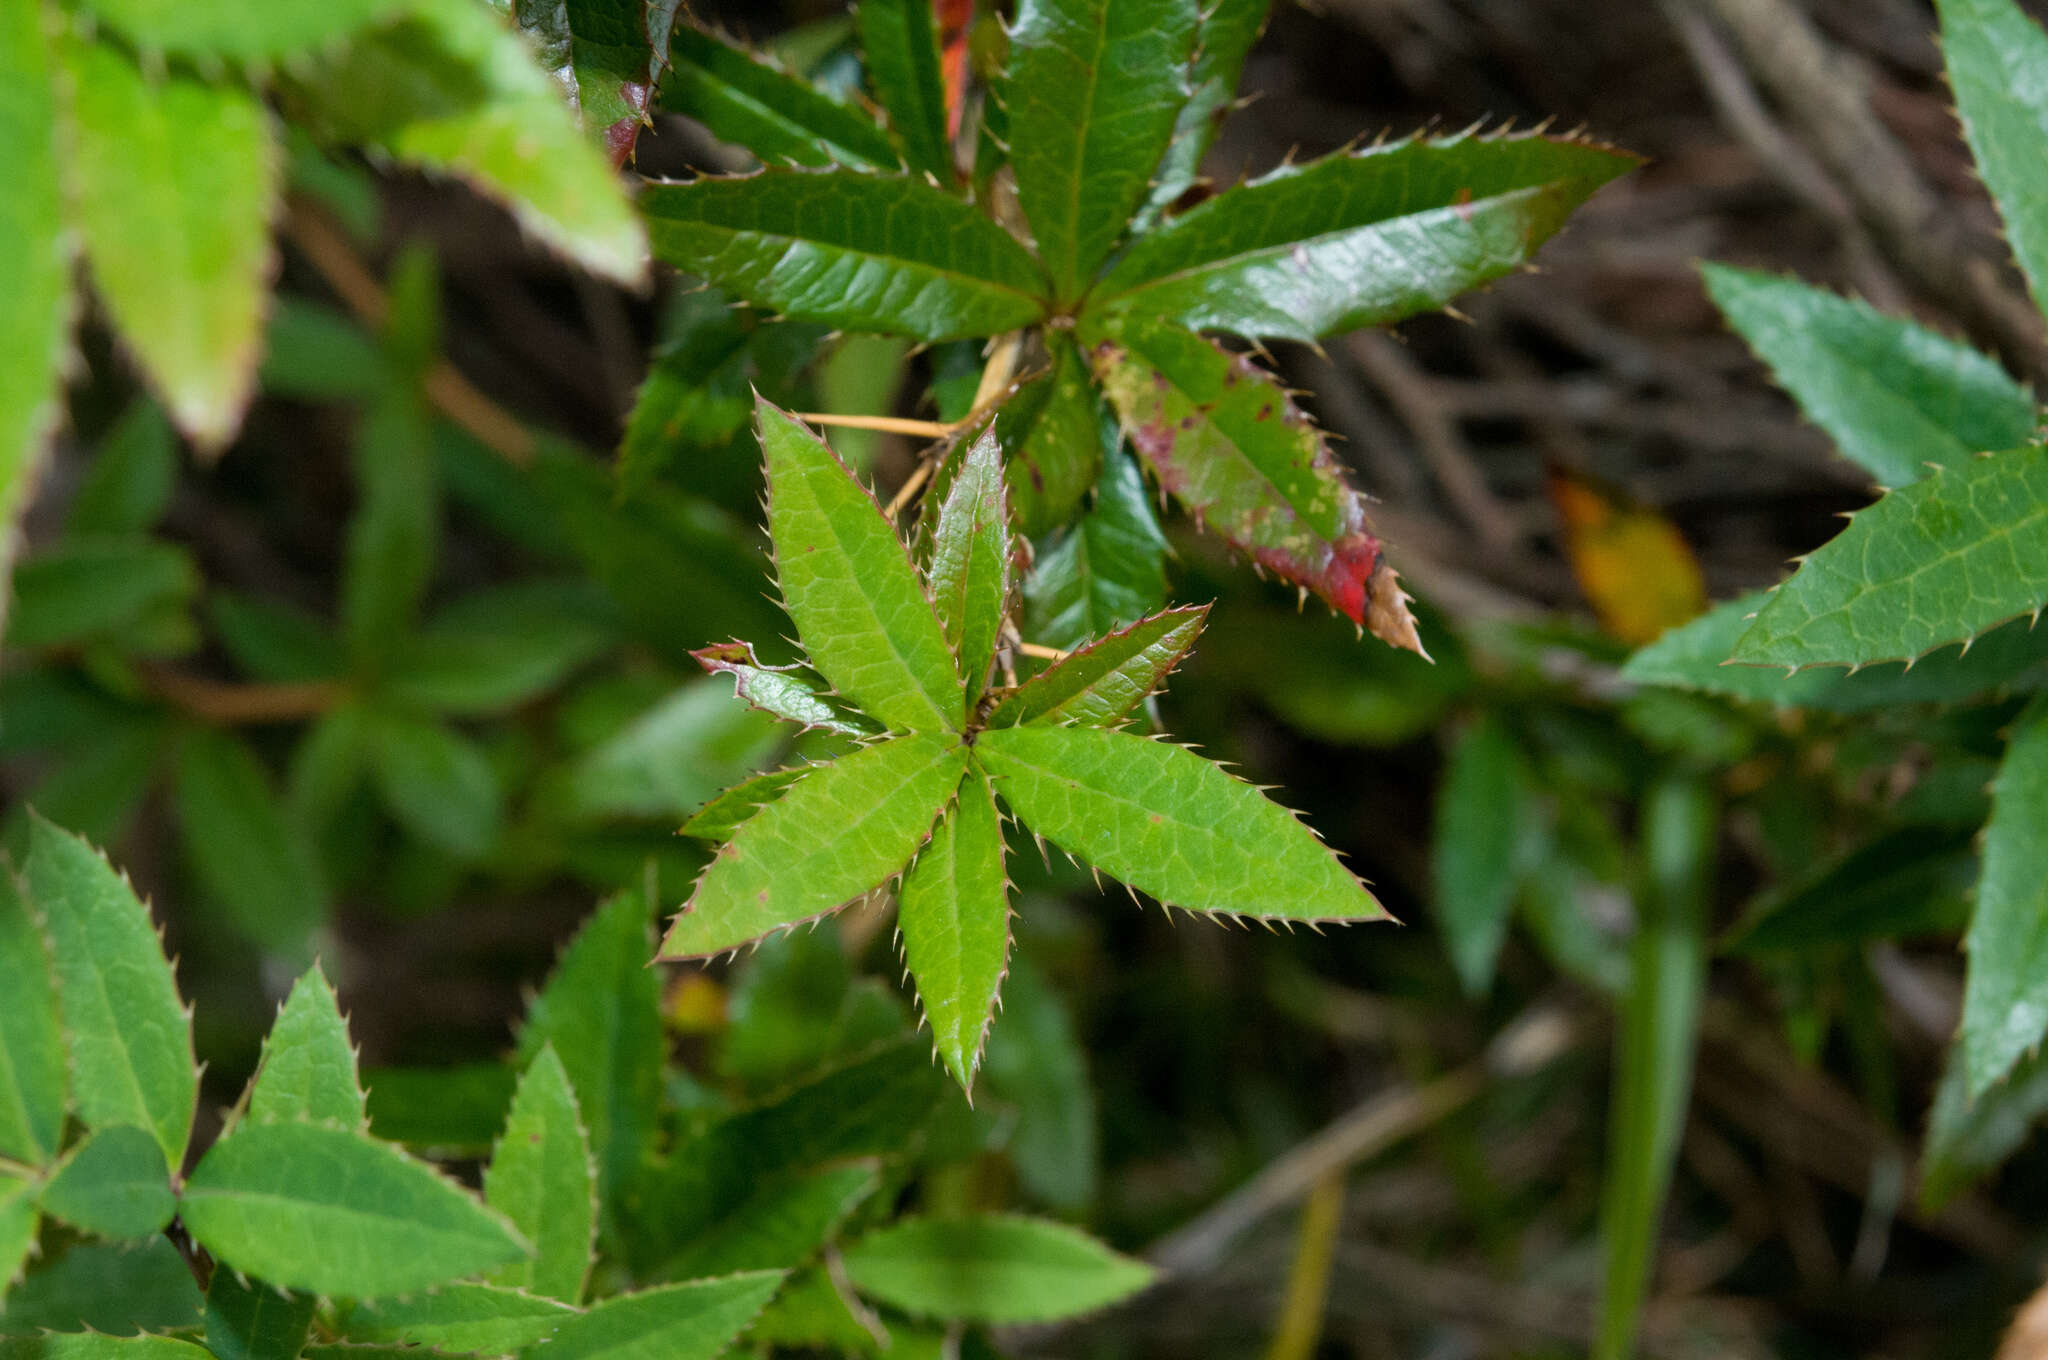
1547,468,1705,645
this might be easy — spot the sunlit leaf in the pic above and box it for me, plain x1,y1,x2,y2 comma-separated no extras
485,1046,597,1303
339,1283,576,1353
39,1125,175,1241
534,1272,786,1360
664,25,899,170
77,0,403,60
925,430,1012,705
692,642,884,737
900,768,1010,1090
990,605,1205,729
243,963,365,1129
0,866,64,1167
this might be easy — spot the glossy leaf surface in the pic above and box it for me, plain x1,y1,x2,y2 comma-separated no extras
244,964,365,1129
925,430,1012,704
1939,0,2048,311
1960,696,2048,1096
1023,443,1168,650
856,0,952,176
0,866,64,1166
841,1214,1153,1323
1138,0,1268,224
664,26,898,170
485,1046,597,1303
39,1125,175,1241
692,642,883,737
899,769,1011,1090
991,605,1205,729
560,0,661,164
995,334,1103,536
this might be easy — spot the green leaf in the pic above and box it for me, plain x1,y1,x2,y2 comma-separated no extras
367,710,501,857
343,366,437,676
385,582,615,715
3,720,165,858
259,296,382,402
1723,826,1974,954
975,724,1385,923
559,0,662,163
1922,1040,2048,1209
663,25,899,170
527,1273,785,1360
283,0,646,285
855,0,951,177
657,1164,876,1281
1938,0,2048,313
760,401,964,731
640,172,1046,342
244,963,366,1129
339,1283,577,1353
0,1170,35,1301
692,642,885,737
565,680,783,823
1091,133,1635,343
180,1121,529,1298
62,36,278,448
926,430,1013,705
1961,696,2048,1096
173,728,328,952
1431,714,1546,996
1135,0,1268,227
0,1338,216,1360
203,1273,316,1360
718,928,855,1089
364,1062,515,1156
210,593,343,685
516,891,663,1222
24,818,196,1174
1006,0,1200,301
1701,264,2036,488
841,1214,1153,1324
76,0,403,61
1087,316,1416,643
7,538,199,653
0,1239,201,1335
485,1046,597,1304
900,768,1010,1091
68,401,177,537
743,1268,881,1352
660,734,968,958
1732,445,2048,668
39,1125,174,1241
0,865,65,1167
288,703,374,835
991,605,1205,729
980,956,1097,1211
994,335,1103,536
1023,443,1169,651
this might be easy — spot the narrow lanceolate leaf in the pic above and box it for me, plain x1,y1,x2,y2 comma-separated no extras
39,1125,175,1241
1733,445,2048,668
1432,714,1544,997
1088,315,1422,649
664,26,899,170
485,1046,597,1304
181,1122,529,1298
661,735,969,958
856,0,952,177
975,725,1386,924
640,171,1047,341
926,430,1013,704
841,1214,1154,1324
204,1271,317,1360
533,1272,786,1360
173,728,328,952
1702,264,2036,488
0,1337,216,1360
760,402,963,731
1091,133,1634,342
899,769,1011,1091
693,642,884,737
367,710,502,858
338,1284,577,1353
63,36,278,448
1007,0,1201,300
1961,697,2048,1097
0,1169,37,1297
1024,442,1169,650
655,1164,876,1280
24,818,197,1174
76,0,403,61
1136,0,1269,226
561,0,662,164
991,605,1206,729
0,867,65,1166
995,334,1103,536
244,964,365,1129
1938,0,2048,312
1923,1040,2048,1209
679,766,809,842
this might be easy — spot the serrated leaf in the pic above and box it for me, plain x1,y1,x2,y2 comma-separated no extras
62,36,277,448
203,1273,316,1360
640,171,1046,341
1092,133,1635,342
0,1337,216,1360
76,0,403,61
657,1164,876,1280
1922,1039,2048,1209
7,538,199,653
24,818,196,1174
0,1170,35,1301
1961,696,2048,1096
1733,445,2048,668
1701,263,2036,488
1431,713,1545,996
0,865,64,1167
900,768,1010,1091
180,1121,529,1298
0,1239,201,1336
693,642,885,737
994,334,1102,536
926,430,1012,705
68,400,176,538
1135,0,1268,228
245,963,366,1130
660,734,968,958
39,1125,174,1241
1023,441,1169,651
173,728,328,952
385,582,615,715
485,1046,597,1304
366,709,502,857
975,724,1386,923
841,1214,1153,1324
678,766,809,842
980,957,1097,1211
339,1283,577,1353
991,605,1205,729
1938,0,2048,315
530,1273,785,1360
856,0,951,177
560,0,661,164
742,1268,879,1352
1007,0,1200,300
663,25,899,170
759,401,964,731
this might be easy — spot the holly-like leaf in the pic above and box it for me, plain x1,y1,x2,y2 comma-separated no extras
1091,132,1634,343
759,401,964,732
975,724,1386,924
926,430,1013,705
1087,315,1422,649
640,171,1047,342
856,0,952,177
367,709,502,858
180,1121,529,1298
899,768,1011,1091
536,1273,786,1360
655,1164,876,1280
995,335,1103,536
1732,445,2048,668
39,1125,176,1241
203,1273,317,1360
663,25,899,170
1024,442,1169,651
1702,264,2036,489
338,1284,577,1354
693,642,885,737
243,963,365,1130
678,766,809,842
76,0,402,61
1960,697,2048,1096
659,734,968,959
990,605,1205,729
1939,0,2048,314
24,818,197,1175
62,35,278,448
485,1046,597,1304
0,865,64,1167
840,1214,1153,1324
173,728,328,953
1136,0,1269,227
1006,0,1201,301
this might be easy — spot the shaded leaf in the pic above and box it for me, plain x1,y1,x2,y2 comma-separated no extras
693,642,884,737
485,1046,597,1303
980,956,1098,1211
1548,468,1706,647
1432,714,1545,996
990,605,1205,729
0,865,64,1167
678,765,810,842
385,582,615,715
1922,1039,2048,1210
342,358,437,676
259,296,383,402
365,1062,516,1156
0,1171,34,1301
566,679,783,823
1023,442,1168,651
856,0,951,177
339,1284,577,1353
1724,826,1974,954
0,1239,201,1336
210,593,344,684
663,25,899,170
718,928,853,1089
203,1273,317,1360
656,1164,876,1280
67,400,177,537
7,538,199,653
994,334,1102,536
367,710,501,858
244,963,365,1130
1136,0,1269,227
39,1125,175,1241
1939,0,2048,314
1961,696,2048,1095
900,768,1011,1090
530,1272,785,1360
173,728,327,952
561,0,662,165
926,430,1013,705
77,0,403,60
841,1214,1153,1323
